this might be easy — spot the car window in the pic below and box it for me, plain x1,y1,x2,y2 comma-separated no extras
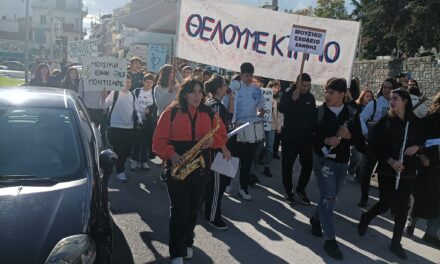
0,107,83,179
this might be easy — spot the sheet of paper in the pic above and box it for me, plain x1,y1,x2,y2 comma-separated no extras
210,152,239,178
425,138,440,148
228,122,250,138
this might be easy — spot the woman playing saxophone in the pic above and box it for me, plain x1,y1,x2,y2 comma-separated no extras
152,77,227,264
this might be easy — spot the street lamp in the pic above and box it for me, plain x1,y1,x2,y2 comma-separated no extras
24,0,30,85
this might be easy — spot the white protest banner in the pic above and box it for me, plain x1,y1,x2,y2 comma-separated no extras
148,45,168,73
127,44,148,62
289,25,326,55
68,39,98,63
176,0,360,84
261,88,273,131
82,57,127,91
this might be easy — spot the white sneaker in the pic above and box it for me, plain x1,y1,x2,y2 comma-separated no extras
183,247,193,259
130,160,139,171
141,162,150,170
171,257,183,264
116,172,127,182
225,185,231,193
238,188,252,201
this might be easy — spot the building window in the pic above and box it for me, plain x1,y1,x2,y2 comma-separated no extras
40,15,46,24
56,0,66,9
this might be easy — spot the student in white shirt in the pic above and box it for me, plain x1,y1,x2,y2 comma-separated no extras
131,73,158,170
100,74,143,182
154,64,178,117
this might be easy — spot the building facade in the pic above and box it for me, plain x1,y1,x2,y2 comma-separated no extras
31,0,87,60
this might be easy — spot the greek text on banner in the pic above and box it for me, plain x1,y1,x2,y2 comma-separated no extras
288,25,327,55
176,0,360,83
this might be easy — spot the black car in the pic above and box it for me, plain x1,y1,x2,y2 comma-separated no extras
0,87,116,264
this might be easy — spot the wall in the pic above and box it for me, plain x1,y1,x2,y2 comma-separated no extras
311,56,440,103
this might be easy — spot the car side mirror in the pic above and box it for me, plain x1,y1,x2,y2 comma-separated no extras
99,149,117,186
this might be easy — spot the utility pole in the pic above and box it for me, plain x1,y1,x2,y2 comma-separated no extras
24,0,30,84
272,0,278,11
50,10,54,62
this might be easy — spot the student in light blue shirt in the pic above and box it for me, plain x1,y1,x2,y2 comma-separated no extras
227,63,265,201
223,77,265,124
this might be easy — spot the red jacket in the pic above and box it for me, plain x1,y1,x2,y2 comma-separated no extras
153,105,228,160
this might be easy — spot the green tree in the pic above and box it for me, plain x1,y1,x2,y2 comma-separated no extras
314,0,350,19
292,6,314,16
351,0,440,59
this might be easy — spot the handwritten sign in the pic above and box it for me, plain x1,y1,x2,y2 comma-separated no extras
288,25,326,55
68,39,99,63
176,0,360,83
261,88,273,131
148,45,168,73
82,57,127,91
127,44,148,63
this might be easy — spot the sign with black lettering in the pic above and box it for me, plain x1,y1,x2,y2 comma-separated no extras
82,57,127,91
288,25,327,55
261,88,273,132
68,39,99,63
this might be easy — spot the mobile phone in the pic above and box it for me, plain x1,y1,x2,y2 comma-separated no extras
226,88,232,94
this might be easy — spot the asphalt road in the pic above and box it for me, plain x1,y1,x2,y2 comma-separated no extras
108,155,440,264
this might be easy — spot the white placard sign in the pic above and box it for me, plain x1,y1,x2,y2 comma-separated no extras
148,45,168,73
68,39,99,63
127,44,148,62
288,25,326,55
261,88,273,131
176,0,360,84
82,57,127,91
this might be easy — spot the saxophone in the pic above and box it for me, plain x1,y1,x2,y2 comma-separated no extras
171,114,220,180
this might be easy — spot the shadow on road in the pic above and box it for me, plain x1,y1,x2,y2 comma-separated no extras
112,222,135,264
107,159,438,264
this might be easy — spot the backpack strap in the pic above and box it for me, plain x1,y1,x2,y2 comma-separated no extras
316,104,325,124
134,88,141,98
347,105,355,119
107,91,119,127
369,99,377,121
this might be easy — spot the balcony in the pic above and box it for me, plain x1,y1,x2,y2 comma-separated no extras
62,23,82,34
31,0,51,9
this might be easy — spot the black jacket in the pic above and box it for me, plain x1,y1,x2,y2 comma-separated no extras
205,97,231,131
370,113,424,178
29,77,59,87
279,89,316,145
412,111,440,218
313,103,357,164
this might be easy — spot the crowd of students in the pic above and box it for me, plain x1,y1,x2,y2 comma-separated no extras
28,57,440,263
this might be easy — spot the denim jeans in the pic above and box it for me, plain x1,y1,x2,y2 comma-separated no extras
263,130,275,167
312,154,348,240
250,130,276,174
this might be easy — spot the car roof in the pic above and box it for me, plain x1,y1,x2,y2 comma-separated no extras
0,87,78,109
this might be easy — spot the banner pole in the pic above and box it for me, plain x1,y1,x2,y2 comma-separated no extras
298,52,308,84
